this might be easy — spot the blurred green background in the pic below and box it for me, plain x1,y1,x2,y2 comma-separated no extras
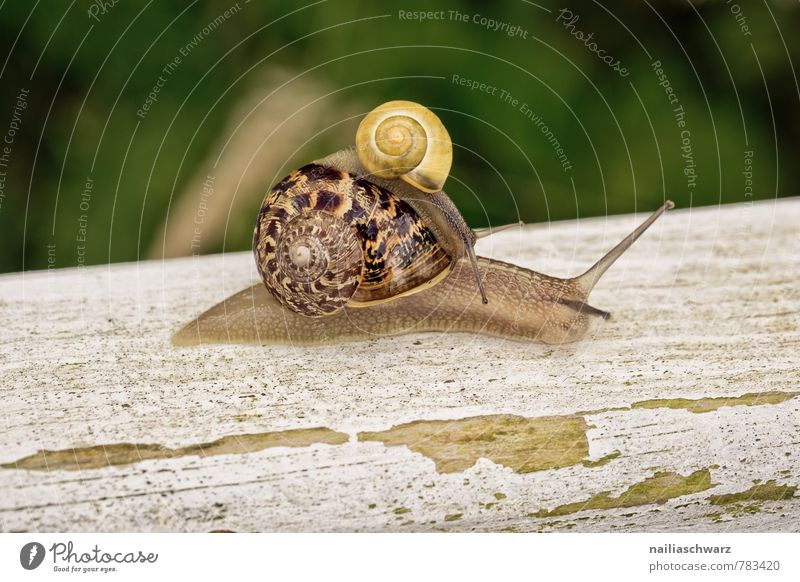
0,0,797,273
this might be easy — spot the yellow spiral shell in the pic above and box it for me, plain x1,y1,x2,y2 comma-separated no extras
355,100,452,193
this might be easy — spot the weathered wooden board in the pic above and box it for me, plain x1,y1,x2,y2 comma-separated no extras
1,198,798,532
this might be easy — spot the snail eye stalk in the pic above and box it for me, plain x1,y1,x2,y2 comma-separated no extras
465,243,488,304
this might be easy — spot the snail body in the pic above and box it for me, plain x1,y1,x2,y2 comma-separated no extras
174,255,606,346
173,101,673,347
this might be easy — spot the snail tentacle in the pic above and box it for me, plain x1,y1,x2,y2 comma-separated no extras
572,200,674,295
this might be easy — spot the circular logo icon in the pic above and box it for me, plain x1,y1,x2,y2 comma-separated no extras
20,542,46,570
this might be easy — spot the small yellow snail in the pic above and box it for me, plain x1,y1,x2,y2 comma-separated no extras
355,100,452,193
173,100,673,346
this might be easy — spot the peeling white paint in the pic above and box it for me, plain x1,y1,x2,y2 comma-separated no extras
0,199,797,532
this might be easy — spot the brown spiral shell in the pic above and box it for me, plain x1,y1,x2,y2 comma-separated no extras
254,164,454,317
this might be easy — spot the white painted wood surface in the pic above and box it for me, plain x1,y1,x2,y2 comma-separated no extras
1,198,798,532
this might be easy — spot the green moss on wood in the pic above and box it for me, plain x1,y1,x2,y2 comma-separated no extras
533,469,715,518
708,480,796,506
1,427,348,471
358,414,589,474
632,391,799,414
582,451,622,467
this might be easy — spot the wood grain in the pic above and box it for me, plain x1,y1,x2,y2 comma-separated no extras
1,199,797,532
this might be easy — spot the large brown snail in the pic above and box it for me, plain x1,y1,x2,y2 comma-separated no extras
173,100,673,346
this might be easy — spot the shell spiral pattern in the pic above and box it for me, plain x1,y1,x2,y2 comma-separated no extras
272,210,363,316
254,164,453,317
356,100,452,193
